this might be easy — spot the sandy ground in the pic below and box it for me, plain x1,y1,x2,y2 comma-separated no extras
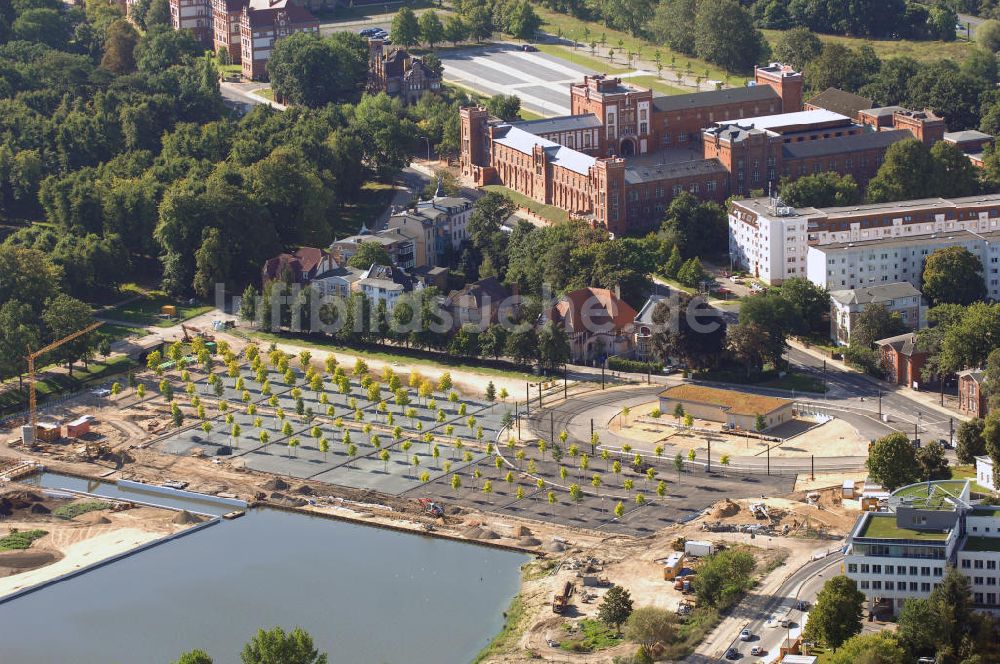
795,470,870,492
0,527,161,597
614,401,868,459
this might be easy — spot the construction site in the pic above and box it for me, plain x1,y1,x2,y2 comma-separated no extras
0,331,873,662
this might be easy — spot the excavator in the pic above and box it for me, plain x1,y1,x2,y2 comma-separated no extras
181,324,214,343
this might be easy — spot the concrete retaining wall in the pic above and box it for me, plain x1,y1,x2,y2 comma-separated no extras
117,479,247,507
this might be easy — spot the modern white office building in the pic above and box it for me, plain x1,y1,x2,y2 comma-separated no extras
844,480,1000,615
728,193,1000,293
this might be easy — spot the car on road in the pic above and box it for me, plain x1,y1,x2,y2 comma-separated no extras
796,599,809,611
725,647,740,660
739,629,752,641
765,615,779,628
750,646,764,656
522,44,538,51
92,388,111,397
359,28,379,36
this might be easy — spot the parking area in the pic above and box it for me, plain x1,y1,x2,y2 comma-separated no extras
149,360,508,497
141,350,794,537
439,44,596,116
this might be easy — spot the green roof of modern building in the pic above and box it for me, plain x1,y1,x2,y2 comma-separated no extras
963,536,1000,552
972,505,1000,517
858,514,949,541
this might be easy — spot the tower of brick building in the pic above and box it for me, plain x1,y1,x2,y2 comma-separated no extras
460,106,492,185
892,109,946,145
590,158,626,234
754,63,803,113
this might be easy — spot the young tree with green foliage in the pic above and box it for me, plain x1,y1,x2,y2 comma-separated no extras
866,432,919,490
804,575,865,650
391,7,421,48
239,626,327,664
623,607,677,659
597,585,633,634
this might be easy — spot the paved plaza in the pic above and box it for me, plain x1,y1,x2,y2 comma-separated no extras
439,44,596,116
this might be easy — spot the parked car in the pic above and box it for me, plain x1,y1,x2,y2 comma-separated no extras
750,646,764,656
739,628,752,641
92,388,111,397
725,647,740,660
796,599,809,611
522,44,538,51
765,615,779,628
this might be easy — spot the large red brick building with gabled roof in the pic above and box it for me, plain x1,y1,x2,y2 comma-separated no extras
461,62,951,236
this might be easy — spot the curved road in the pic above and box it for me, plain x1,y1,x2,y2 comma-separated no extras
689,548,845,663
526,385,872,474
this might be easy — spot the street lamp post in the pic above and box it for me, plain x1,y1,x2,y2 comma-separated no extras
419,136,431,161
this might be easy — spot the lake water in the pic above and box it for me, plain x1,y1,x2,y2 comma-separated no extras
2,474,528,664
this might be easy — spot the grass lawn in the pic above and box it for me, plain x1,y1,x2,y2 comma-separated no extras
535,6,746,86
859,513,949,540
559,619,622,653
951,465,976,480
534,43,629,75
336,181,397,235
100,323,149,341
483,184,569,224
105,287,214,328
518,107,546,121
248,330,542,382
697,366,827,394
217,63,241,75
760,29,971,63
625,75,688,96
255,87,275,101
0,355,135,416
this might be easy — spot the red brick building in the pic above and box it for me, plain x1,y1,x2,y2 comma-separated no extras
958,369,988,418
461,62,951,235
169,0,213,47
213,0,244,63
368,40,442,104
875,332,928,388
240,0,319,81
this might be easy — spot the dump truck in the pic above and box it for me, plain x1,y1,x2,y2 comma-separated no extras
552,581,573,614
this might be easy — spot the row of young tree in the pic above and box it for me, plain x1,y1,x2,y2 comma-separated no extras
389,2,541,48
238,280,573,373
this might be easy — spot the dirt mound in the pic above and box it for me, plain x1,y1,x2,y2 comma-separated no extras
518,536,542,547
513,525,532,537
545,540,566,553
171,510,205,525
261,478,290,491
462,525,501,540
712,499,740,518
268,493,307,508
0,549,61,576
294,485,314,495
75,512,111,524
29,503,51,515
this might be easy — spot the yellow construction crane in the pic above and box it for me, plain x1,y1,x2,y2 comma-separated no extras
26,321,103,428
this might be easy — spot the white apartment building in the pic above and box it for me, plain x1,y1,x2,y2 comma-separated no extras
806,229,1000,298
729,193,1000,288
844,479,1000,615
729,197,809,283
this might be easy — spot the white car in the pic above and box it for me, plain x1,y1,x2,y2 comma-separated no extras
765,615,779,628
91,388,111,397
739,629,752,641
750,646,764,656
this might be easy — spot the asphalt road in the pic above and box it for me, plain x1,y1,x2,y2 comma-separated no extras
703,550,846,663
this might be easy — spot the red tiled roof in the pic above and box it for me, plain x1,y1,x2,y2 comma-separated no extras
550,288,637,333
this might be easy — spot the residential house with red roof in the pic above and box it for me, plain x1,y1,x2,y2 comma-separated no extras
548,287,637,364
